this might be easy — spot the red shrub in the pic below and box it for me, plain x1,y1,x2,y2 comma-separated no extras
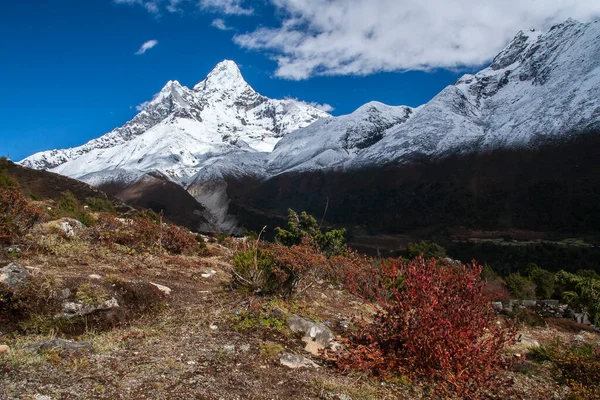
0,187,44,244
90,212,200,255
333,257,516,398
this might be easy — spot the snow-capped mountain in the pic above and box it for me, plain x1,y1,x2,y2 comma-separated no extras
263,19,600,173
20,60,330,184
19,19,600,232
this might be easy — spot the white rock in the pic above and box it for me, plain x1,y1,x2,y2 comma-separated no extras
150,282,172,296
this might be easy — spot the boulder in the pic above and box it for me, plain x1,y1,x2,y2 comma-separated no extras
0,263,31,289
26,339,92,353
288,315,334,349
492,301,503,311
279,353,319,369
522,300,537,307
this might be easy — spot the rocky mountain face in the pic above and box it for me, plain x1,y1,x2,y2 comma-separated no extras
262,19,600,174
20,60,329,185
20,20,600,233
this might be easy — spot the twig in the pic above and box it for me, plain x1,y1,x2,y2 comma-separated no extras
73,375,109,385
319,197,329,230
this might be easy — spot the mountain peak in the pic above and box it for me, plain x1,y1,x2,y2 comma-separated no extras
193,60,251,93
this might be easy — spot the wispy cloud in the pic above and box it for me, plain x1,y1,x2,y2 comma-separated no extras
309,102,334,113
135,40,159,55
114,0,161,15
286,98,334,113
211,18,231,30
199,0,253,16
114,0,252,16
234,0,600,79
136,100,151,111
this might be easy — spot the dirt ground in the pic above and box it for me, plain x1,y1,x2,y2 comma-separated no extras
1,240,599,400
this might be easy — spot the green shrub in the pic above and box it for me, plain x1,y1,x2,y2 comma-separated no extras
407,241,446,259
529,339,600,397
85,197,115,213
526,263,556,299
0,157,18,188
56,191,95,226
275,209,347,256
555,271,600,325
505,273,536,300
231,248,277,294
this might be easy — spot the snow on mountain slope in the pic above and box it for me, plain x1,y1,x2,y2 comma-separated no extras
20,60,330,182
266,101,414,173
354,19,600,167
264,19,600,173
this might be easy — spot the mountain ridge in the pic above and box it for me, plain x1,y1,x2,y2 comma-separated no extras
19,19,600,232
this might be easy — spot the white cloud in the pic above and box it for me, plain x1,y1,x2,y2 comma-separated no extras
211,18,231,30
114,0,252,15
234,0,600,79
114,0,161,14
135,40,159,55
286,97,335,113
309,102,334,112
199,0,253,16
136,101,151,111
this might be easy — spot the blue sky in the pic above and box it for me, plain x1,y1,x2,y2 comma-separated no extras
1,0,598,161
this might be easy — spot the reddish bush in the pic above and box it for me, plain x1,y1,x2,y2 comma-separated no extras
483,278,512,302
333,257,516,398
90,212,200,255
0,187,44,244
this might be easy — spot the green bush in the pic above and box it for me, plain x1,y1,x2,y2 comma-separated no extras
555,271,600,325
275,209,347,256
56,191,95,226
231,248,277,294
0,157,18,188
526,263,556,299
407,241,446,259
505,273,536,300
85,197,115,213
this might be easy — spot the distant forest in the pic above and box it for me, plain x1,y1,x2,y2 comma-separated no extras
227,130,600,273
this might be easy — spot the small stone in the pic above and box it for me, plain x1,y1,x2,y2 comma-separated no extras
279,353,319,369
209,324,218,330
201,270,217,278
88,274,102,280
150,282,172,296
187,360,196,365
492,301,503,311
0,345,9,355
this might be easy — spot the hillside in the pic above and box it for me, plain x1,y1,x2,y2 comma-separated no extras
2,180,600,399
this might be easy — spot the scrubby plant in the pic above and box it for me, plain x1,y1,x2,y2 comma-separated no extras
406,240,446,259
275,209,347,256
231,237,332,297
56,191,95,226
0,186,44,244
332,257,516,398
85,197,115,213
0,157,18,188
481,264,512,301
90,212,201,255
529,339,600,398
555,271,600,325
505,273,537,300
526,263,556,299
